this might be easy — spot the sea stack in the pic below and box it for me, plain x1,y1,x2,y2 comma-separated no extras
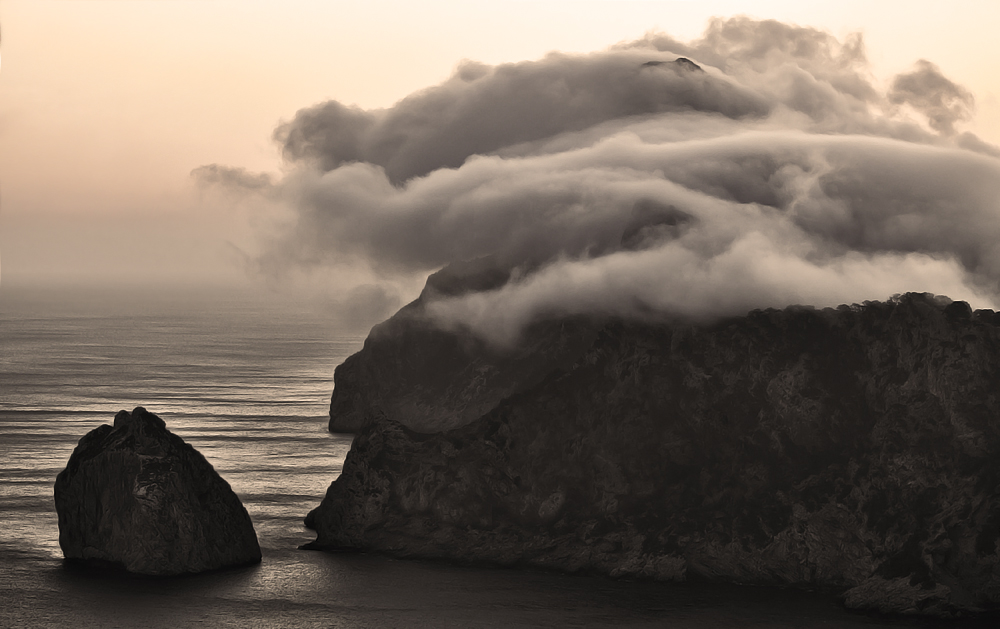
55,407,261,575
310,293,1000,617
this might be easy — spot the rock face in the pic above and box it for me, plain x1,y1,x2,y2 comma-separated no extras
329,258,599,433
309,293,1000,617
55,407,261,575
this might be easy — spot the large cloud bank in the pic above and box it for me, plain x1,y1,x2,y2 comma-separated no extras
199,17,1000,344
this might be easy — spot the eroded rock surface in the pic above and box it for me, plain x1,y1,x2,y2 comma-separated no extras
55,407,261,575
329,258,599,433
309,294,1000,617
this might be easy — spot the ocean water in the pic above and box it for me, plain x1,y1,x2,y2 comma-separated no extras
0,285,982,628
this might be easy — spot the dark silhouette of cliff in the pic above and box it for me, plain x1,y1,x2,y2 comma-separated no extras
328,257,600,433
310,293,1000,617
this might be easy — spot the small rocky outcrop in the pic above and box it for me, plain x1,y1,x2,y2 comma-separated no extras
308,294,1000,617
55,407,261,575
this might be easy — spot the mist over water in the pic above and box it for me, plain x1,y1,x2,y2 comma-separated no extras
200,17,1000,344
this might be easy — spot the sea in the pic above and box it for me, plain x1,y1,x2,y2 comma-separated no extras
0,284,987,628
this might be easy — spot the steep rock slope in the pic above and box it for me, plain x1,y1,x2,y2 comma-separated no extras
308,294,1000,617
329,258,599,433
55,407,261,575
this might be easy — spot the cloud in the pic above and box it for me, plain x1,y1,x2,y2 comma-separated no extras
273,51,769,184
888,60,974,135
425,241,979,345
191,164,273,191
201,17,1000,342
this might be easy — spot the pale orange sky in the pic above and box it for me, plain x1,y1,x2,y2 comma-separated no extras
2,0,1000,290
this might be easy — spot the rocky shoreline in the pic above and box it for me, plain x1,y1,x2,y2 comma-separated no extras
309,293,1000,618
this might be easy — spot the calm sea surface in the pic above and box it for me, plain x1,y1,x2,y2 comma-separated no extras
0,285,984,628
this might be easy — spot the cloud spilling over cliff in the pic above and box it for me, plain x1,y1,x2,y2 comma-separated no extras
198,17,1000,343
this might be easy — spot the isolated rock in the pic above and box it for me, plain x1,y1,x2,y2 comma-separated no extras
55,407,261,575
309,293,1000,617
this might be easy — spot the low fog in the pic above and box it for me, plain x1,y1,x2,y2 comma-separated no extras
198,17,1000,344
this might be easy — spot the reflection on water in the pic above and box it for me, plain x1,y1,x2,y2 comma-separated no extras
0,286,989,627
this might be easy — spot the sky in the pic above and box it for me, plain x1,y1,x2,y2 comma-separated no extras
2,1,1000,332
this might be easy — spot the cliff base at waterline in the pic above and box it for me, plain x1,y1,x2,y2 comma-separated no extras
308,294,1000,618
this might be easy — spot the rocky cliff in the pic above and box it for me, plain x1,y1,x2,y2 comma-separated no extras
55,407,262,575
329,257,600,433
309,293,1000,617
